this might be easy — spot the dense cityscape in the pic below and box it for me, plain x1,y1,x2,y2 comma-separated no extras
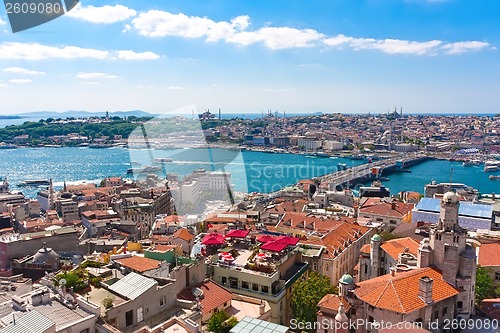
0,111,498,333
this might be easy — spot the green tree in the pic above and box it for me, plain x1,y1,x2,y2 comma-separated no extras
380,231,402,241
102,297,113,309
291,272,337,331
476,266,496,304
207,310,231,333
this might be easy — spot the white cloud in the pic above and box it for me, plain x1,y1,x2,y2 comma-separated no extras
0,83,7,88
0,42,160,60
0,17,6,26
167,86,184,90
66,3,136,24
324,34,444,55
116,50,160,60
9,79,32,84
132,10,249,41
0,42,109,60
442,41,491,54
3,67,45,75
81,81,100,85
76,72,118,79
230,27,324,49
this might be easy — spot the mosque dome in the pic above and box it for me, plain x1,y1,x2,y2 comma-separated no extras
371,234,382,242
33,244,59,265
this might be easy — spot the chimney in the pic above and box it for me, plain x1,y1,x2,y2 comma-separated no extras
390,266,396,277
391,202,396,210
418,276,434,304
259,299,265,316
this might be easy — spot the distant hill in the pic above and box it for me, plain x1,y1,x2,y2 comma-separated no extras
17,110,155,119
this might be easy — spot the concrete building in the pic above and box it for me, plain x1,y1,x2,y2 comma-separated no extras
412,197,492,230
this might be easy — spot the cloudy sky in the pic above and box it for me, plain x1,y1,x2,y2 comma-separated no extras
0,0,499,115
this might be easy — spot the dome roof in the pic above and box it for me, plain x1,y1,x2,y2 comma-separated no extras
371,234,382,242
339,274,354,285
442,191,459,204
60,192,73,199
32,245,59,265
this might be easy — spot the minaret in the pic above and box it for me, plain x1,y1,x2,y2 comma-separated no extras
335,304,349,333
218,108,221,120
370,234,383,278
49,178,55,210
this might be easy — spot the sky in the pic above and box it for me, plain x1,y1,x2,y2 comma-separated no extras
0,0,499,115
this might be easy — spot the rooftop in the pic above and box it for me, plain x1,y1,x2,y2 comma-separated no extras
354,267,459,314
230,317,289,333
109,272,157,300
415,198,492,219
478,242,500,267
177,279,232,315
115,256,162,273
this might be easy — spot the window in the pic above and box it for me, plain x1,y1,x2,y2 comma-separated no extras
137,307,144,323
224,302,227,307
442,307,448,316
242,281,249,289
252,283,259,291
495,272,500,282
434,310,439,320
457,301,463,309
261,285,269,294
364,264,368,275
313,262,317,271
125,310,133,327
222,277,227,285
390,220,397,224
376,218,383,222
160,296,166,307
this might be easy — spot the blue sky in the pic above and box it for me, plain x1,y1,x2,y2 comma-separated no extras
0,0,499,114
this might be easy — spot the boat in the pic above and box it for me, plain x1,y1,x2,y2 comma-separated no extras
17,179,50,186
484,160,500,167
485,166,500,172
378,176,390,181
154,158,173,163
489,175,500,180
0,144,17,149
471,159,482,165
142,165,162,172
349,155,364,160
314,152,330,158
88,143,112,148
463,161,474,167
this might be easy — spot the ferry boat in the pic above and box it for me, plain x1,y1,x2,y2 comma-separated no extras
484,160,500,172
154,158,173,163
17,179,50,186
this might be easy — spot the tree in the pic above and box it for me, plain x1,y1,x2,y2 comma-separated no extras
476,266,496,304
291,272,337,331
207,310,235,333
380,230,402,241
102,297,113,309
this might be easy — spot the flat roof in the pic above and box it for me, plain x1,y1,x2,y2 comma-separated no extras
0,310,54,333
415,198,492,219
109,272,156,300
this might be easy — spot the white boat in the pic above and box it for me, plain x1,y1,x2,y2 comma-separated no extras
154,158,173,163
484,165,500,172
484,160,500,167
489,175,500,180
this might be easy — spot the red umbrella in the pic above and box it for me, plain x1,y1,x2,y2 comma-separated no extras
226,229,250,238
260,241,288,252
202,233,225,245
275,235,300,246
256,235,276,243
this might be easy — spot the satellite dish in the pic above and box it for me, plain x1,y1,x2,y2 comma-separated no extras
59,279,67,286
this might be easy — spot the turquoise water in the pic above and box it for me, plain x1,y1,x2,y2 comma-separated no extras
0,147,498,198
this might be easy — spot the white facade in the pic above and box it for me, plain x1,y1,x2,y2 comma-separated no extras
297,138,322,150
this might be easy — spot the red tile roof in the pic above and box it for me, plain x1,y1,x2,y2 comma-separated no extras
116,256,161,273
302,222,371,259
380,237,420,261
318,294,351,313
277,212,345,233
478,242,500,267
359,198,414,219
173,228,194,242
177,279,233,315
354,267,459,314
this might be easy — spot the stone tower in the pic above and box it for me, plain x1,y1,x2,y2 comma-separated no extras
425,191,476,319
370,234,382,279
